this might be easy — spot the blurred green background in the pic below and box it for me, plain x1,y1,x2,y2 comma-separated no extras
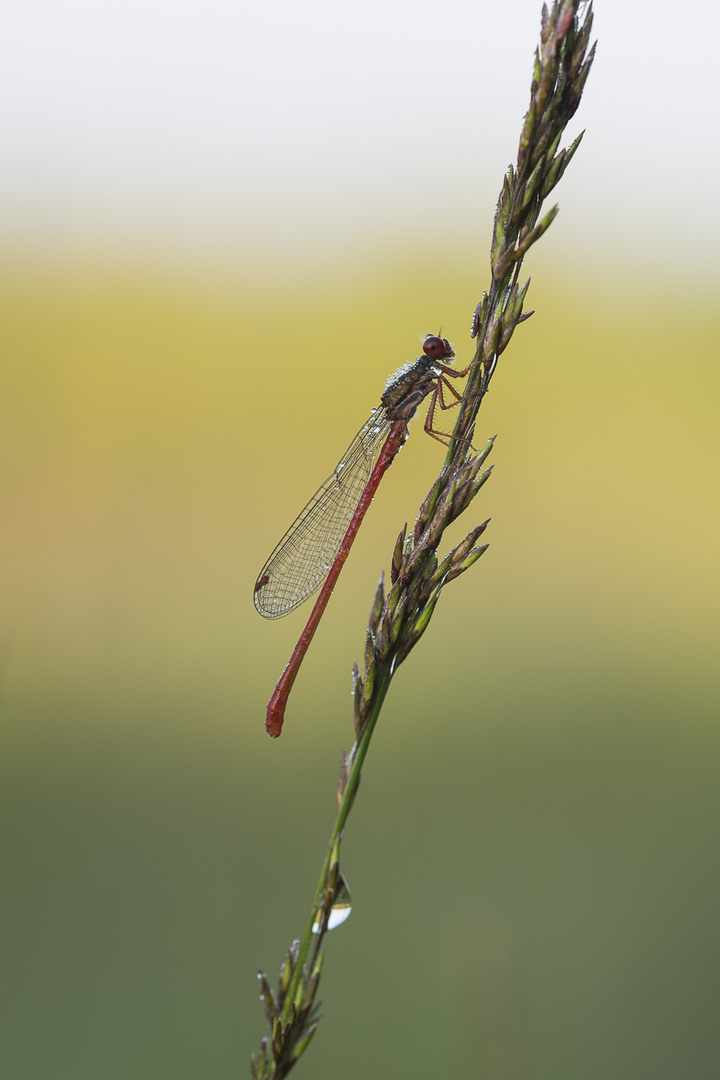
2,2,719,1079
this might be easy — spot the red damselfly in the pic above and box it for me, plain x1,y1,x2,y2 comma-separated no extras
254,334,479,738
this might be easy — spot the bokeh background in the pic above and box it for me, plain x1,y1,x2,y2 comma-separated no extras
2,2,719,1078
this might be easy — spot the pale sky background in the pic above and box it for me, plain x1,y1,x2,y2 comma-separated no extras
1,0,717,270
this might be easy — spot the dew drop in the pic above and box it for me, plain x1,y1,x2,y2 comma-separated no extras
312,874,352,933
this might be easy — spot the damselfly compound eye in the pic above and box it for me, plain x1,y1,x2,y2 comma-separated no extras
423,335,451,360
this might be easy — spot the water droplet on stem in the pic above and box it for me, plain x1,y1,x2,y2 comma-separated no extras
312,873,352,933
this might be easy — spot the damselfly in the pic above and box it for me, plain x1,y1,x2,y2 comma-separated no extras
254,335,479,737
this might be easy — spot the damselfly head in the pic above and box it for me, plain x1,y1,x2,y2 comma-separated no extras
423,334,455,361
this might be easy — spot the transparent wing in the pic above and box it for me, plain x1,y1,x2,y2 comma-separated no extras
254,410,393,618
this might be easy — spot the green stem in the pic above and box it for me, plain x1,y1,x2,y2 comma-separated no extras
280,668,393,1023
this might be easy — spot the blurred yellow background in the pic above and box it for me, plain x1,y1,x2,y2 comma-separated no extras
2,1,719,1078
